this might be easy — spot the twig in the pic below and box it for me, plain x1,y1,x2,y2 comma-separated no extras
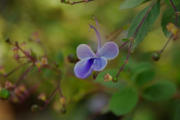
16,64,34,85
41,64,64,109
119,41,128,49
116,2,156,78
159,34,173,54
15,42,36,63
116,38,133,78
3,62,28,78
61,0,94,5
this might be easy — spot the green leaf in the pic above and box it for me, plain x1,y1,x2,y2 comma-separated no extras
172,100,180,120
95,69,122,88
109,87,138,115
128,1,160,50
0,88,10,99
164,0,180,8
132,63,155,86
142,81,176,101
120,0,146,9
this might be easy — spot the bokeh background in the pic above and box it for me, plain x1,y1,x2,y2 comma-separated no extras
0,0,180,120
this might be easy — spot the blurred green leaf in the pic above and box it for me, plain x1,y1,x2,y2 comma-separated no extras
133,108,156,120
109,87,138,115
164,0,180,8
128,1,160,50
95,69,122,88
0,88,10,99
172,100,180,120
132,62,155,86
142,81,176,101
120,0,146,9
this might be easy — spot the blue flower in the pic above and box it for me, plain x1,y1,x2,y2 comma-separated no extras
74,24,119,79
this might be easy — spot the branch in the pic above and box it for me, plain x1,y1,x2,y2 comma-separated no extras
16,64,34,85
116,2,155,79
61,0,94,5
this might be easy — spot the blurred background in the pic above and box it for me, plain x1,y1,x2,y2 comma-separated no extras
0,0,180,120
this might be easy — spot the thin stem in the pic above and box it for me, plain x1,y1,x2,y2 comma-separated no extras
169,0,179,25
61,0,94,5
116,38,133,78
45,65,63,96
16,64,34,85
15,42,36,63
119,41,128,49
133,4,154,38
41,65,64,109
3,62,28,78
116,2,156,78
89,24,102,50
45,85,59,105
159,34,173,54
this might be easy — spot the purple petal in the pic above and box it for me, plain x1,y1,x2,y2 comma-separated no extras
97,42,119,60
74,58,94,79
77,44,95,60
92,57,107,71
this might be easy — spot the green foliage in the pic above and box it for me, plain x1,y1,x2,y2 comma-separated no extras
131,62,155,86
133,108,156,120
128,1,160,50
142,81,176,101
172,100,180,120
109,87,138,115
120,0,146,9
164,0,180,8
0,88,10,99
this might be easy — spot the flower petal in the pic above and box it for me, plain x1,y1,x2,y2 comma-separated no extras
92,57,107,71
97,42,119,60
74,58,94,79
76,44,95,60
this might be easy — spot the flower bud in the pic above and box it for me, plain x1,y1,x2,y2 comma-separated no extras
60,96,66,105
67,54,78,63
104,73,113,82
152,52,160,61
35,60,42,69
38,93,47,102
41,57,48,66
